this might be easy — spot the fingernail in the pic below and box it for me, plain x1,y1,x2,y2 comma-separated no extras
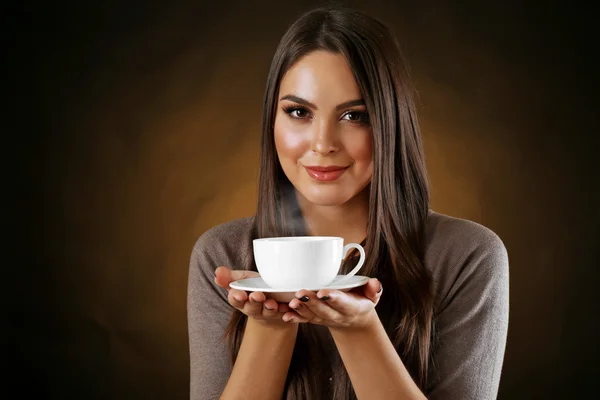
294,304,302,310
377,284,383,293
264,305,274,310
320,296,330,301
299,295,310,302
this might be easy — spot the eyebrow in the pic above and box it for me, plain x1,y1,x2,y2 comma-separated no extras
279,94,365,111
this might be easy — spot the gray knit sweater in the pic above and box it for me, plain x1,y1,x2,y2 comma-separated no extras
187,211,509,399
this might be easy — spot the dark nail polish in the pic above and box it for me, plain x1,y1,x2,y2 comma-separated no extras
320,296,330,301
300,295,310,302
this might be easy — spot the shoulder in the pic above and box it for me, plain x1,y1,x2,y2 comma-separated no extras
424,210,509,310
193,216,255,249
425,210,507,260
191,216,255,270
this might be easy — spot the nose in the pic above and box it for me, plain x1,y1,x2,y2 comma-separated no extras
310,118,339,155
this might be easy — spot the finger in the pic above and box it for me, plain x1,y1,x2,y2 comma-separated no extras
277,302,292,313
230,269,260,281
244,294,266,317
227,288,248,309
288,295,318,322
283,311,309,323
261,294,291,313
293,290,341,323
214,266,232,289
248,291,266,303
262,300,281,319
263,298,278,312
215,266,259,289
362,278,383,304
315,289,373,317
248,291,267,310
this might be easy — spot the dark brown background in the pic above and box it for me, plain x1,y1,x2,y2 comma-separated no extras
9,0,598,399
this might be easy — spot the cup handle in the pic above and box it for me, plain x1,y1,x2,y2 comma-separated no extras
335,243,365,284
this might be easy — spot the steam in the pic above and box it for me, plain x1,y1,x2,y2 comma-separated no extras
280,182,307,236
274,183,362,274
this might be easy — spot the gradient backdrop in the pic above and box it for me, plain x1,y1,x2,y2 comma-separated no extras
10,0,598,399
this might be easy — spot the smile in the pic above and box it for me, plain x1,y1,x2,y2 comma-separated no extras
303,165,349,182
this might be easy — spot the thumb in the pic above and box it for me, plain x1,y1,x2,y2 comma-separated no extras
214,266,259,289
363,278,383,304
214,266,232,289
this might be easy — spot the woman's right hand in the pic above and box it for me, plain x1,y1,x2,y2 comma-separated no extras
214,266,293,324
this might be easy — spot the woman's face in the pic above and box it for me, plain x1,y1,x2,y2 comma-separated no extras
274,50,373,207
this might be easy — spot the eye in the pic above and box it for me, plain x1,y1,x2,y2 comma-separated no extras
342,111,369,123
283,106,310,119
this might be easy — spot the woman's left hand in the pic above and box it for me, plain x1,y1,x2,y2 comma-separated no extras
284,278,383,329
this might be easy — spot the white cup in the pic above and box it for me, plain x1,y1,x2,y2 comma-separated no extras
252,236,366,289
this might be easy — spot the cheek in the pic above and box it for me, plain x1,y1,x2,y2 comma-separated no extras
274,116,308,162
344,130,373,168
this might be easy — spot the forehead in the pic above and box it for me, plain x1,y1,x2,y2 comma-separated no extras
278,50,362,106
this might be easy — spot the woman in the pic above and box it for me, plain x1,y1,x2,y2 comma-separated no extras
188,6,509,400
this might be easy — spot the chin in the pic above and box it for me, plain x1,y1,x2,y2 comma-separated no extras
300,187,354,207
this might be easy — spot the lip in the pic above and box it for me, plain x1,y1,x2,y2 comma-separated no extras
304,165,349,182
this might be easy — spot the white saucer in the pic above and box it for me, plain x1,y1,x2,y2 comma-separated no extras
229,275,370,302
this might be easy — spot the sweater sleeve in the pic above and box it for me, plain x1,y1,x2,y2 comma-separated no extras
187,233,234,400
427,229,510,400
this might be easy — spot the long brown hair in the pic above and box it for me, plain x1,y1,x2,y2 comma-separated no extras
226,6,434,399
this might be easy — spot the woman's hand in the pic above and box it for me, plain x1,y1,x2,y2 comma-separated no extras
214,266,293,325
284,278,383,329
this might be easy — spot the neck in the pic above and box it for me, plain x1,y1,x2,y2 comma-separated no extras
295,188,369,245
